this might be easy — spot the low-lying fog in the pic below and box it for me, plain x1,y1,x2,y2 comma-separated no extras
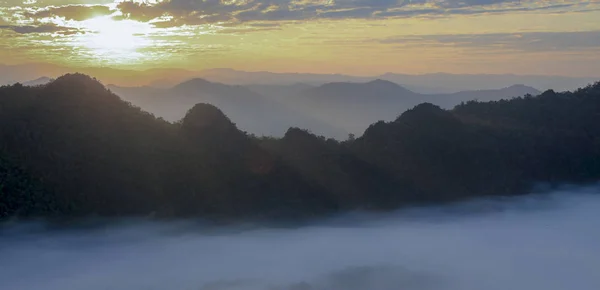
2,186,600,290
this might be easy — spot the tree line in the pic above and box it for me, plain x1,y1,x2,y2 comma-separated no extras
1,74,600,221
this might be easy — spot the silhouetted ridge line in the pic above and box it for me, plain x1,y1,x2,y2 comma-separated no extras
1,74,600,221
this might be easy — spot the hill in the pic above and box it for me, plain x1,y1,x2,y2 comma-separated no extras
22,77,54,86
273,80,540,136
114,79,540,139
1,75,600,220
109,79,348,139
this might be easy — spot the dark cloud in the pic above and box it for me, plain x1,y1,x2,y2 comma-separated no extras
236,6,319,22
439,0,519,8
380,30,600,52
319,7,376,19
27,5,113,21
0,24,80,34
219,24,282,34
0,0,115,8
117,1,166,22
375,2,580,17
113,0,592,27
374,8,440,17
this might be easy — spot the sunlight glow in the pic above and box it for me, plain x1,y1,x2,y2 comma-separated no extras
75,16,154,64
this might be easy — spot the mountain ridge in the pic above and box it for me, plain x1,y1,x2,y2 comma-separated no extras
1,63,595,92
110,77,542,139
2,74,600,220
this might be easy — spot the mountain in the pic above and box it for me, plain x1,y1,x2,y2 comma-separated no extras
378,73,593,93
0,63,195,87
196,68,371,86
113,79,540,139
0,74,335,218
424,84,541,108
109,79,348,139
196,68,594,92
2,63,595,91
304,79,417,101
285,80,421,135
1,74,600,220
22,76,54,86
267,80,541,137
245,83,315,100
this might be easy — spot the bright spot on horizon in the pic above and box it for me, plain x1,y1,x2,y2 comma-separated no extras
75,16,153,64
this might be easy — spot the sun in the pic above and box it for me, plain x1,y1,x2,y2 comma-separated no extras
75,16,153,64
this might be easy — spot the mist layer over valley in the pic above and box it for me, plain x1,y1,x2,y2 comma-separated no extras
2,186,600,290
109,79,541,139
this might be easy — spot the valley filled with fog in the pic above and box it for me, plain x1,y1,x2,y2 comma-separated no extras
2,186,599,290
109,79,541,139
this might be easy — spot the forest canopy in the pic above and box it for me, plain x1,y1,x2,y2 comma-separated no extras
1,74,600,220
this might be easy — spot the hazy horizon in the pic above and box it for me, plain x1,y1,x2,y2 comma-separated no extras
4,62,600,78
2,62,598,91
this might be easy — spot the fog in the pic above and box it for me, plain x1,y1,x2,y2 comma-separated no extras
2,186,600,290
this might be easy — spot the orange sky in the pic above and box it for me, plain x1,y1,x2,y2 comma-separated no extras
1,0,599,77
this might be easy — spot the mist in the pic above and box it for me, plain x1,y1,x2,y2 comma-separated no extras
2,186,600,290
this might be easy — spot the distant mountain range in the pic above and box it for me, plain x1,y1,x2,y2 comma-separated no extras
108,79,347,138
194,68,591,93
1,63,596,93
111,78,540,139
22,77,54,86
2,74,600,220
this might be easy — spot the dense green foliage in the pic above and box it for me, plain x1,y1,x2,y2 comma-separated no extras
1,74,600,220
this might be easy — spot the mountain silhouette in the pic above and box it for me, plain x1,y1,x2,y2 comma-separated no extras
22,76,54,86
1,64,595,92
2,74,600,220
109,79,348,138
270,80,539,136
112,79,540,139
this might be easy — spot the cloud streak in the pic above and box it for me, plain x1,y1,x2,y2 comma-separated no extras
114,0,597,27
0,24,80,34
26,5,114,21
380,30,600,52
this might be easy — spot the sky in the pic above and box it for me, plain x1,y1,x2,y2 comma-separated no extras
0,0,599,77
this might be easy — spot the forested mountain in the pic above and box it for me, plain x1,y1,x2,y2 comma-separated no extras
113,79,539,139
259,80,539,136
22,77,54,87
1,74,599,220
109,79,348,138
2,64,595,92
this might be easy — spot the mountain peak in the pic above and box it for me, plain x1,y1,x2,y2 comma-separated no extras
181,103,236,132
47,73,106,92
395,103,453,123
173,78,214,89
505,84,536,90
507,84,528,88
502,84,541,95
366,79,400,87
312,79,413,95
23,76,54,86
51,73,102,85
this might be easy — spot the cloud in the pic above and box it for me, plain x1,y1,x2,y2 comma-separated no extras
1,0,598,29
0,23,80,34
112,0,596,27
1,187,600,290
116,1,167,22
380,30,600,52
0,0,115,8
27,5,114,21
319,7,377,19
